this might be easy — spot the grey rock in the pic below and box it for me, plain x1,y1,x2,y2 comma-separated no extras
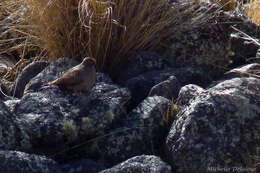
11,61,49,98
126,68,209,109
12,58,131,155
4,99,20,113
223,63,260,79
148,75,180,100
0,100,19,150
60,158,106,173
176,84,205,107
166,77,260,173
163,9,260,79
24,58,79,94
116,51,169,83
0,150,61,173
100,155,172,173
86,96,170,165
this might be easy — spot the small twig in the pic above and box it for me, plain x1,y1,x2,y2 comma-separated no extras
231,26,260,47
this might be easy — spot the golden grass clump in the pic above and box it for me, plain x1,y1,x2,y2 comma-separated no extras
247,0,260,25
21,0,87,61
210,0,237,11
19,0,214,72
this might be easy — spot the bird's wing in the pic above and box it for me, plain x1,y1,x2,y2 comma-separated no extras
51,65,84,86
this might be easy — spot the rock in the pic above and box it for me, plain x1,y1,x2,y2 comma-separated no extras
4,99,20,113
85,96,170,165
126,68,209,109
116,51,169,83
60,158,106,173
166,77,260,173
0,55,15,77
223,63,260,79
12,57,131,155
24,58,79,94
0,100,19,150
176,84,205,107
229,14,260,67
11,61,49,98
0,150,61,173
163,9,260,79
0,79,12,99
207,63,260,88
148,76,180,100
100,155,172,173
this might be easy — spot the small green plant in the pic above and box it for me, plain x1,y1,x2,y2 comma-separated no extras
161,98,180,128
63,120,78,142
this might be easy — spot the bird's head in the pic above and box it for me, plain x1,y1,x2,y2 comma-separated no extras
82,57,96,66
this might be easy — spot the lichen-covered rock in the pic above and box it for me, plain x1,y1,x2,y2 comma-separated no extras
4,99,20,113
166,77,260,173
11,58,131,155
100,155,172,173
60,158,106,173
229,14,260,66
176,84,205,107
163,9,260,79
0,150,61,173
0,100,19,150
86,96,170,165
126,68,209,109
223,63,260,79
11,61,49,98
116,51,169,83
148,76,180,100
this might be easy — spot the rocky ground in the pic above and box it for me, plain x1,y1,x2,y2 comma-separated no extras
0,2,259,173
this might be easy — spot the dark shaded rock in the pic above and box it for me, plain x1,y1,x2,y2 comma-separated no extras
85,96,170,165
24,58,79,94
100,155,172,173
223,63,260,79
176,84,205,107
116,51,169,83
12,58,131,156
207,63,260,88
228,14,260,67
148,76,180,100
0,55,15,77
166,77,260,173
0,79,12,99
11,61,49,98
60,158,106,173
126,68,209,109
163,9,260,79
0,150,61,173
0,100,19,150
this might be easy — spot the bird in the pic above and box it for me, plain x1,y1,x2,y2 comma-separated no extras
47,57,96,93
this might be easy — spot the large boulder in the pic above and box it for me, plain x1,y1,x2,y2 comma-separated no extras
0,100,19,150
9,58,130,155
85,96,171,165
100,155,172,173
125,68,209,109
166,76,260,173
0,150,61,173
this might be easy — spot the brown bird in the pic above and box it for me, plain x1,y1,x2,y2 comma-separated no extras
48,57,96,93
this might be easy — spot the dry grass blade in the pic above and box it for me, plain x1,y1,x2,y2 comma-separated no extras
16,0,221,74
247,0,260,25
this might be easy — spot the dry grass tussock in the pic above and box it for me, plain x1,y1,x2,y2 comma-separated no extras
247,0,260,25
16,0,218,72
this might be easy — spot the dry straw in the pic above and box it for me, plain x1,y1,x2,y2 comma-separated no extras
17,0,216,72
